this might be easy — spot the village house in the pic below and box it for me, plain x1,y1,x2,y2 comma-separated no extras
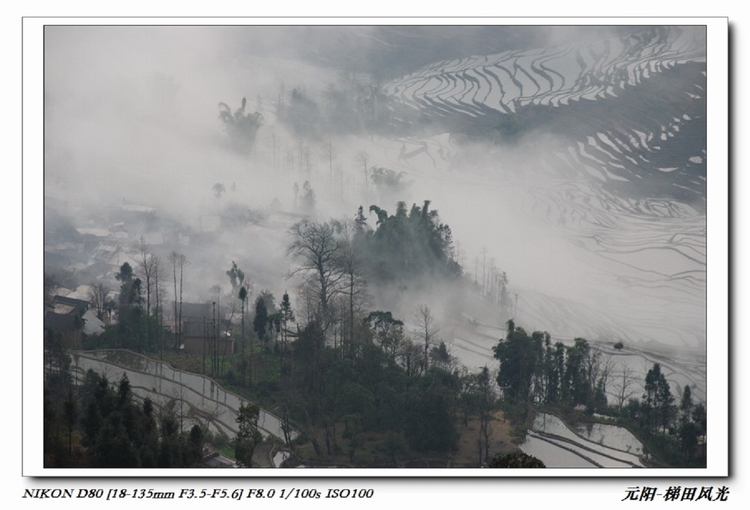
171,301,234,356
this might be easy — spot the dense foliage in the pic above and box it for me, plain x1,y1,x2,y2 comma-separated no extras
44,368,206,468
494,320,612,412
486,452,546,468
357,200,461,284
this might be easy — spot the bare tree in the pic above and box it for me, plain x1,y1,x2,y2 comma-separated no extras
152,254,167,357
414,304,440,371
358,150,369,193
88,282,111,322
612,362,639,408
169,252,188,351
270,131,277,171
137,236,157,349
298,144,312,179
477,366,496,465
287,219,345,334
397,337,424,377
585,348,603,400
136,237,155,311
597,353,615,404
325,142,336,192
332,219,370,358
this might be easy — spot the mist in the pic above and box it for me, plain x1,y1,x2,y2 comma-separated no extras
44,24,707,364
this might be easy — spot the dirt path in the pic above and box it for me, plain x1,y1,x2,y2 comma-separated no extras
252,442,275,468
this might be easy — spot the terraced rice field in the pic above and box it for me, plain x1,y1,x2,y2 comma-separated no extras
520,412,645,468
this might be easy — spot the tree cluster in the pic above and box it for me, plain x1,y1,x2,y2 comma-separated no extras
621,364,707,465
285,201,460,353
44,199,498,467
276,82,394,139
96,256,170,353
44,368,206,468
492,320,707,467
493,320,609,413
282,320,467,461
218,97,264,154
275,201,497,462
368,167,411,207
84,242,189,356
360,200,461,284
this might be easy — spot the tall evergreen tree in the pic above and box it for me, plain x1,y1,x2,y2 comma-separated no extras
253,296,269,348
